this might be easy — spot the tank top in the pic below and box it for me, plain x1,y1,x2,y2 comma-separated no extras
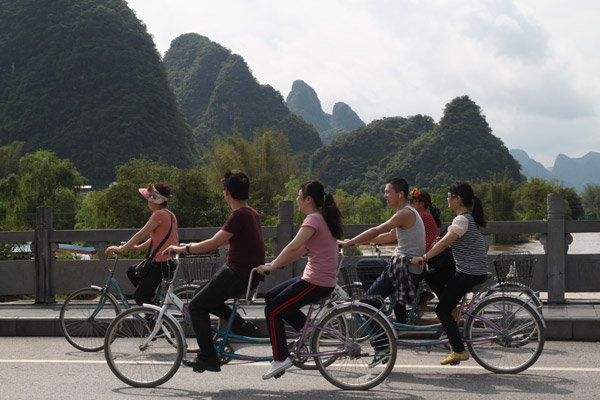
395,205,426,257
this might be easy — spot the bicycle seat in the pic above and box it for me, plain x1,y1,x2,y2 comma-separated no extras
469,272,493,293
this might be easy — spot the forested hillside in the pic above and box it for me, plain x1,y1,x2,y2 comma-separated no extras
311,115,435,194
163,33,322,155
0,0,198,187
313,96,522,194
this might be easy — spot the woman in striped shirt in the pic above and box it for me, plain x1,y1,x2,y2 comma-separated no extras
411,181,488,365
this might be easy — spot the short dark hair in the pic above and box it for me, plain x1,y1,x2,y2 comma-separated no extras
222,169,250,200
386,178,409,198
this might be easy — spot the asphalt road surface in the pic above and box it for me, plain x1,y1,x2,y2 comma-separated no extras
1,337,599,399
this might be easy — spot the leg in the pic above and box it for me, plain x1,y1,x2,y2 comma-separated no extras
265,277,333,361
131,262,164,306
436,272,487,359
363,269,401,321
187,265,246,364
263,278,333,379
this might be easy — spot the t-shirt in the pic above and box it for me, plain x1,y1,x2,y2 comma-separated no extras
420,211,440,251
448,212,488,275
301,212,338,288
150,209,179,262
221,206,266,280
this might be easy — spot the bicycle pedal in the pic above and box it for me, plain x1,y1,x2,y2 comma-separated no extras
449,361,460,366
273,371,286,379
192,367,206,373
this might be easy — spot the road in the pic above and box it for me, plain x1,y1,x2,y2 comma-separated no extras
1,338,599,399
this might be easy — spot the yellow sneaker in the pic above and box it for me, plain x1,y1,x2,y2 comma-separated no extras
440,351,469,365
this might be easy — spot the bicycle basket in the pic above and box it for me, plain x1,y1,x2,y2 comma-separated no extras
339,264,385,300
174,256,220,286
492,251,536,287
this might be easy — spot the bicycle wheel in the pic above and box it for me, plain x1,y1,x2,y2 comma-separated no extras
60,287,120,352
482,283,543,312
104,306,184,388
465,295,544,374
312,304,397,390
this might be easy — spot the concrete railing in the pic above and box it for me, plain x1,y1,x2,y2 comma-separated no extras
1,194,599,304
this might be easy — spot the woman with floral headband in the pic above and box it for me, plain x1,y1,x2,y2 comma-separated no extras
408,188,442,306
105,183,179,306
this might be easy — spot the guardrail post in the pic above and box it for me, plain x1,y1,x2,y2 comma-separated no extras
546,194,566,303
276,201,295,282
34,206,55,304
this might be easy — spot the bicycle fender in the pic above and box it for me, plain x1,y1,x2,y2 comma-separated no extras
320,301,398,339
140,303,188,358
474,293,546,328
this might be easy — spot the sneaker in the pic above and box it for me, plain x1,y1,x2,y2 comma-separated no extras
368,346,391,368
182,356,221,372
262,357,293,380
232,321,257,336
440,351,469,365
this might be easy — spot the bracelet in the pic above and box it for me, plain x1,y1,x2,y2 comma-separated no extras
423,253,428,262
186,244,192,255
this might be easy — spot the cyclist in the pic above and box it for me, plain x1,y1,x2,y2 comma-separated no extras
257,180,343,380
407,188,442,306
411,181,488,365
163,169,265,373
341,178,426,325
105,182,178,306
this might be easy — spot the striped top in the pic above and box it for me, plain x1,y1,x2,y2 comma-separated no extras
448,212,488,275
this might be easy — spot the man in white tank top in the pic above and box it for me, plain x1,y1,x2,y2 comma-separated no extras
341,178,426,325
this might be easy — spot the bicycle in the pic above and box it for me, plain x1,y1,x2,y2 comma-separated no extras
103,256,398,390
59,253,202,352
340,261,546,374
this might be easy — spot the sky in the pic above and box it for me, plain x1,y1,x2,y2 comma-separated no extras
127,0,599,168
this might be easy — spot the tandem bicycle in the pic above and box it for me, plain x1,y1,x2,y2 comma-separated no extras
102,256,398,390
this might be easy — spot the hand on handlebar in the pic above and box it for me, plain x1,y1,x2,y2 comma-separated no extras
411,256,423,265
256,264,271,276
161,245,182,256
105,245,122,254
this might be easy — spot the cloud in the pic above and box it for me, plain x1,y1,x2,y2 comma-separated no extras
127,0,599,163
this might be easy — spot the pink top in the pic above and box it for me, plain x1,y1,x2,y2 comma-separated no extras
301,212,338,288
150,209,179,262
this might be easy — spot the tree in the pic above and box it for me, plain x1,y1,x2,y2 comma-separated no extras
75,158,227,229
0,150,87,229
0,141,24,178
581,184,600,217
204,129,299,217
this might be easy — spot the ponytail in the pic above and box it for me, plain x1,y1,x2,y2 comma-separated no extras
449,181,487,228
299,180,344,239
471,196,487,228
430,206,442,228
322,193,344,239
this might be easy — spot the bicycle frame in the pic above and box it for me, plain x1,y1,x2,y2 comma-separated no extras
88,254,163,319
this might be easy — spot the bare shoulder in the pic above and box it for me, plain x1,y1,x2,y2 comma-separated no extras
394,207,416,228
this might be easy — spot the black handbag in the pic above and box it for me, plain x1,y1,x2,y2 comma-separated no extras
134,212,174,278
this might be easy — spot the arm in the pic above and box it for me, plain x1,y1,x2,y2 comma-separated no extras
367,229,397,245
163,229,234,255
257,226,315,275
105,219,159,254
341,209,411,248
411,230,459,264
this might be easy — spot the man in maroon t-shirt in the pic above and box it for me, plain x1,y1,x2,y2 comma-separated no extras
164,170,265,373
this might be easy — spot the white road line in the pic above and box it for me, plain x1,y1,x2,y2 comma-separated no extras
2,359,600,372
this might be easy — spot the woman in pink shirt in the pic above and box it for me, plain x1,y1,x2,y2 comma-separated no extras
257,180,343,380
